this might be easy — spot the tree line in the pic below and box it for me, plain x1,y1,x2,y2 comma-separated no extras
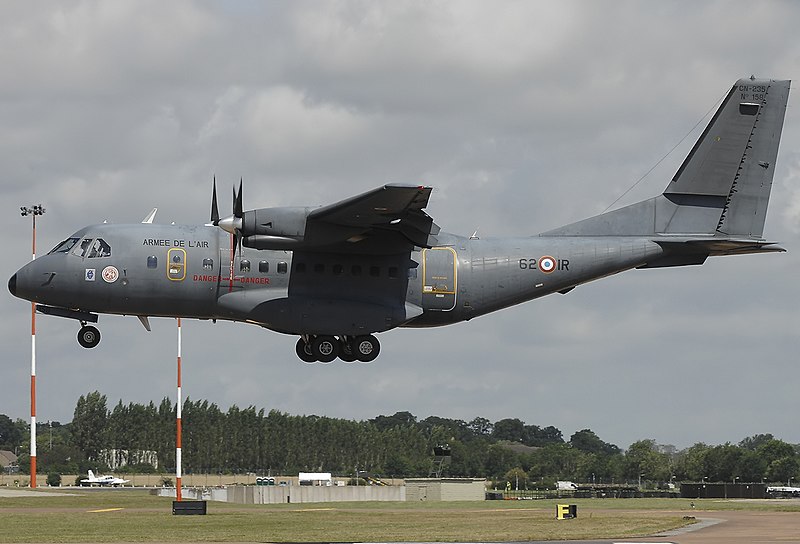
1,391,798,486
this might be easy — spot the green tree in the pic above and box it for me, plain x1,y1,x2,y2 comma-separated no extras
766,457,799,484
704,444,742,482
370,411,416,431
739,433,775,451
735,449,767,482
71,391,108,462
492,418,525,443
0,414,24,449
525,425,564,446
570,429,602,453
504,467,529,490
673,443,709,481
624,439,670,483
757,439,795,466
468,417,493,437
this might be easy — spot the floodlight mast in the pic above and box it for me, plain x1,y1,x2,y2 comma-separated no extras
20,204,45,488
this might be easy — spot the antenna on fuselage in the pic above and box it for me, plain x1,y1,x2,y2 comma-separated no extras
141,208,158,224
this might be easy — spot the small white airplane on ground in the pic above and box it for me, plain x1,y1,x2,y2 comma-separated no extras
80,470,129,487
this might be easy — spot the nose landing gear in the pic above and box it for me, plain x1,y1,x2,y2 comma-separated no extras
77,324,101,349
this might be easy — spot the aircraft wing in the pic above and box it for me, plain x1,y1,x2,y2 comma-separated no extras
305,184,440,253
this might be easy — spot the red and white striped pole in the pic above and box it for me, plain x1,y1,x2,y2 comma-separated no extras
176,317,182,501
30,214,37,489
21,205,44,488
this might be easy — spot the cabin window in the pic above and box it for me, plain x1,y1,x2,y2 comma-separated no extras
332,264,343,276
314,263,325,274
48,237,79,255
147,256,158,269
277,262,288,274
295,262,306,273
259,261,269,273
203,258,214,270
240,259,250,272
388,266,399,279
351,265,362,276
370,266,380,277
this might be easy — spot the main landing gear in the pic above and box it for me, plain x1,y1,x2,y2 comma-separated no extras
296,334,380,364
77,323,101,348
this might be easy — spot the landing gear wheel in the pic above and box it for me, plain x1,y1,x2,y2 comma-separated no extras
338,337,357,363
352,334,379,362
295,338,317,363
78,325,101,349
312,335,339,363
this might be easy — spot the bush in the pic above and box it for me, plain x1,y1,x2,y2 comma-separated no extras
47,473,62,487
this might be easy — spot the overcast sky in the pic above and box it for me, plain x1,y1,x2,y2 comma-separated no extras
2,1,800,452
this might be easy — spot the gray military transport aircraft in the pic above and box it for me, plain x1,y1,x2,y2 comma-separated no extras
8,77,791,363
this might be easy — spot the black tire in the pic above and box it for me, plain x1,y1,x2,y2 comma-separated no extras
312,335,339,363
77,326,101,349
353,334,379,362
338,338,357,363
295,338,317,363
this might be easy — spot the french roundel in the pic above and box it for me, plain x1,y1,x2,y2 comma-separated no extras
539,255,556,274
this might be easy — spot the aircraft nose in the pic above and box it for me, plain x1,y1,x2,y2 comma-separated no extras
8,273,16,297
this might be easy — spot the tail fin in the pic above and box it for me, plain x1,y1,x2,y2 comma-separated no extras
542,77,790,239
666,77,790,237
88,470,95,479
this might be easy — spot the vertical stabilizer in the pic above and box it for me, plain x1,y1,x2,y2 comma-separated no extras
541,78,790,239
665,78,790,237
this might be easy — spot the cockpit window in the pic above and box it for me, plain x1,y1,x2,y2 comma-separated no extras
73,238,93,258
71,238,112,258
87,238,111,258
48,237,79,255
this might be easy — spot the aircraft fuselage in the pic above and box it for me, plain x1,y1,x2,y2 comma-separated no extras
11,222,664,335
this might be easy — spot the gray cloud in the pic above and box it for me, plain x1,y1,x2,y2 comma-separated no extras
2,1,800,450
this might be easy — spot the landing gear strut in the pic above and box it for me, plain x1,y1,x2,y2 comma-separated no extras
77,324,101,348
295,334,380,363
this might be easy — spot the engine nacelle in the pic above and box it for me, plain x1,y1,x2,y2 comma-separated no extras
241,206,311,237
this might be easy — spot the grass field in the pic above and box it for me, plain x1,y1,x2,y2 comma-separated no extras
2,489,799,543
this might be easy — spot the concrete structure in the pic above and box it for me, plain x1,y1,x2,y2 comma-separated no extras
405,478,486,501
159,484,405,504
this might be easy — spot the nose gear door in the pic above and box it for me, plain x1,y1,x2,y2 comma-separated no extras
422,247,457,311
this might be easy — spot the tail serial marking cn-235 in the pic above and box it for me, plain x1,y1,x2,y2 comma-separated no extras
8,78,791,363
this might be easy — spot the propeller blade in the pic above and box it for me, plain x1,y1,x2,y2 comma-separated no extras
233,178,243,218
234,178,243,218
211,177,220,226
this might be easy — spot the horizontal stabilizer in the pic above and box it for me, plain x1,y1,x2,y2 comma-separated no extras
656,238,786,256
640,238,785,268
